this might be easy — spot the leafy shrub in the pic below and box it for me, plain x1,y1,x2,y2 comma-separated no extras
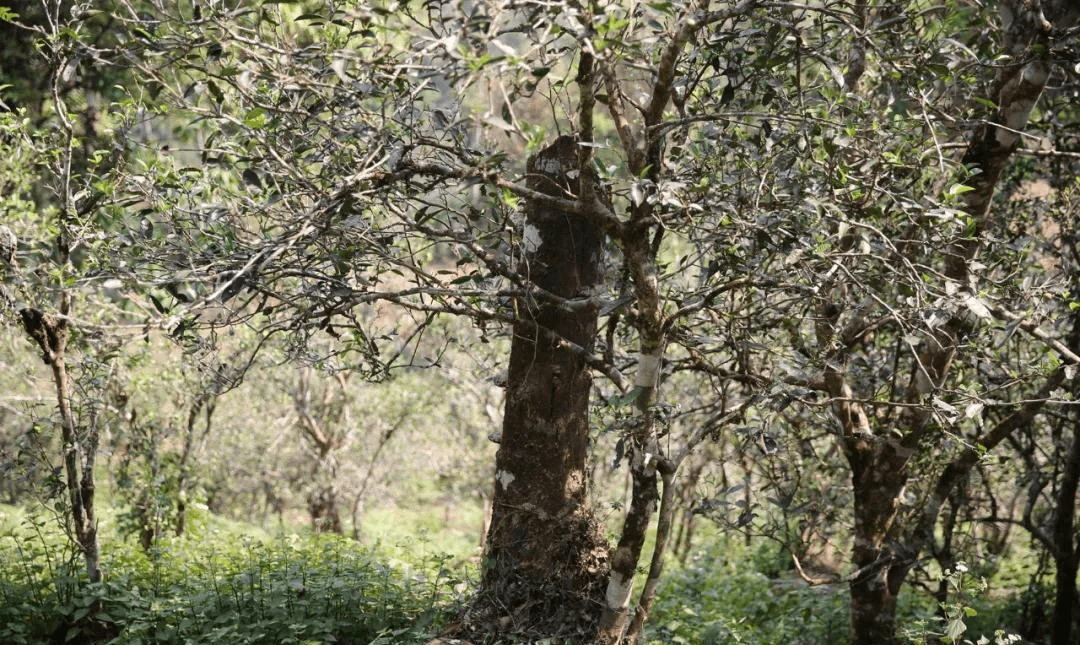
642,540,849,645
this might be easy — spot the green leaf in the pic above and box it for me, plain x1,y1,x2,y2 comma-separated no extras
946,183,974,197
720,84,735,106
609,386,644,408
945,618,966,642
243,107,267,129
207,80,224,105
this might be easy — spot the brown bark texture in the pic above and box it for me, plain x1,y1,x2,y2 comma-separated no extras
465,135,610,642
1050,422,1080,645
1049,301,1080,645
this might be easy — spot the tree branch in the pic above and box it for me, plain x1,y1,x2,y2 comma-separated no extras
909,367,1067,556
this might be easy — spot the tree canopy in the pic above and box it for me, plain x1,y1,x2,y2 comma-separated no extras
2,1,1080,644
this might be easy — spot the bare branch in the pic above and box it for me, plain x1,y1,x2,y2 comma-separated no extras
990,303,1080,364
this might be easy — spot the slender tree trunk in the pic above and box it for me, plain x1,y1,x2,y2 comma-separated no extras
470,135,610,641
309,448,342,534
1050,422,1080,645
295,372,347,535
20,308,101,583
674,457,706,564
176,395,214,537
598,446,659,641
351,494,364,541
623,468,675,645
932,492,962,623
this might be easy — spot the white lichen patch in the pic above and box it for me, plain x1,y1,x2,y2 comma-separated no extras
536,157,566,175
605,570,634,609
496,469,516,490
635,351,662,388
523,223,543,254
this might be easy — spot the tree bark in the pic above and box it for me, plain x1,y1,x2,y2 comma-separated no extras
20,307,101,583
177,394,214,538
1050,415,1080,645
308,486,343,534
295,371,346,534
846,444,909,645
470,135,610,641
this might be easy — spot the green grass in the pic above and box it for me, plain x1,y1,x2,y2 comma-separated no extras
362,497,486,567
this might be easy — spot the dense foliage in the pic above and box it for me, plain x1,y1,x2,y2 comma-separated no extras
1,0,1079,644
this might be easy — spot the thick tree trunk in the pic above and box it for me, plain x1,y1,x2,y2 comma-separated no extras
822,356,911,645
847,449,909,645
469,135,610,641
849,570,903,645
308,484,343,534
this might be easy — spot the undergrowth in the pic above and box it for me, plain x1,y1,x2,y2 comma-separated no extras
642,541,849,645
642,539,1033,645
0,508,465,645
0,505,1045,645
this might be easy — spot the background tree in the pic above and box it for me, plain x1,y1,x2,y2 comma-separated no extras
702,3,1079,644
292,369,351,534
1000,183,1080,645
108,338,245,548
0,0,143,581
